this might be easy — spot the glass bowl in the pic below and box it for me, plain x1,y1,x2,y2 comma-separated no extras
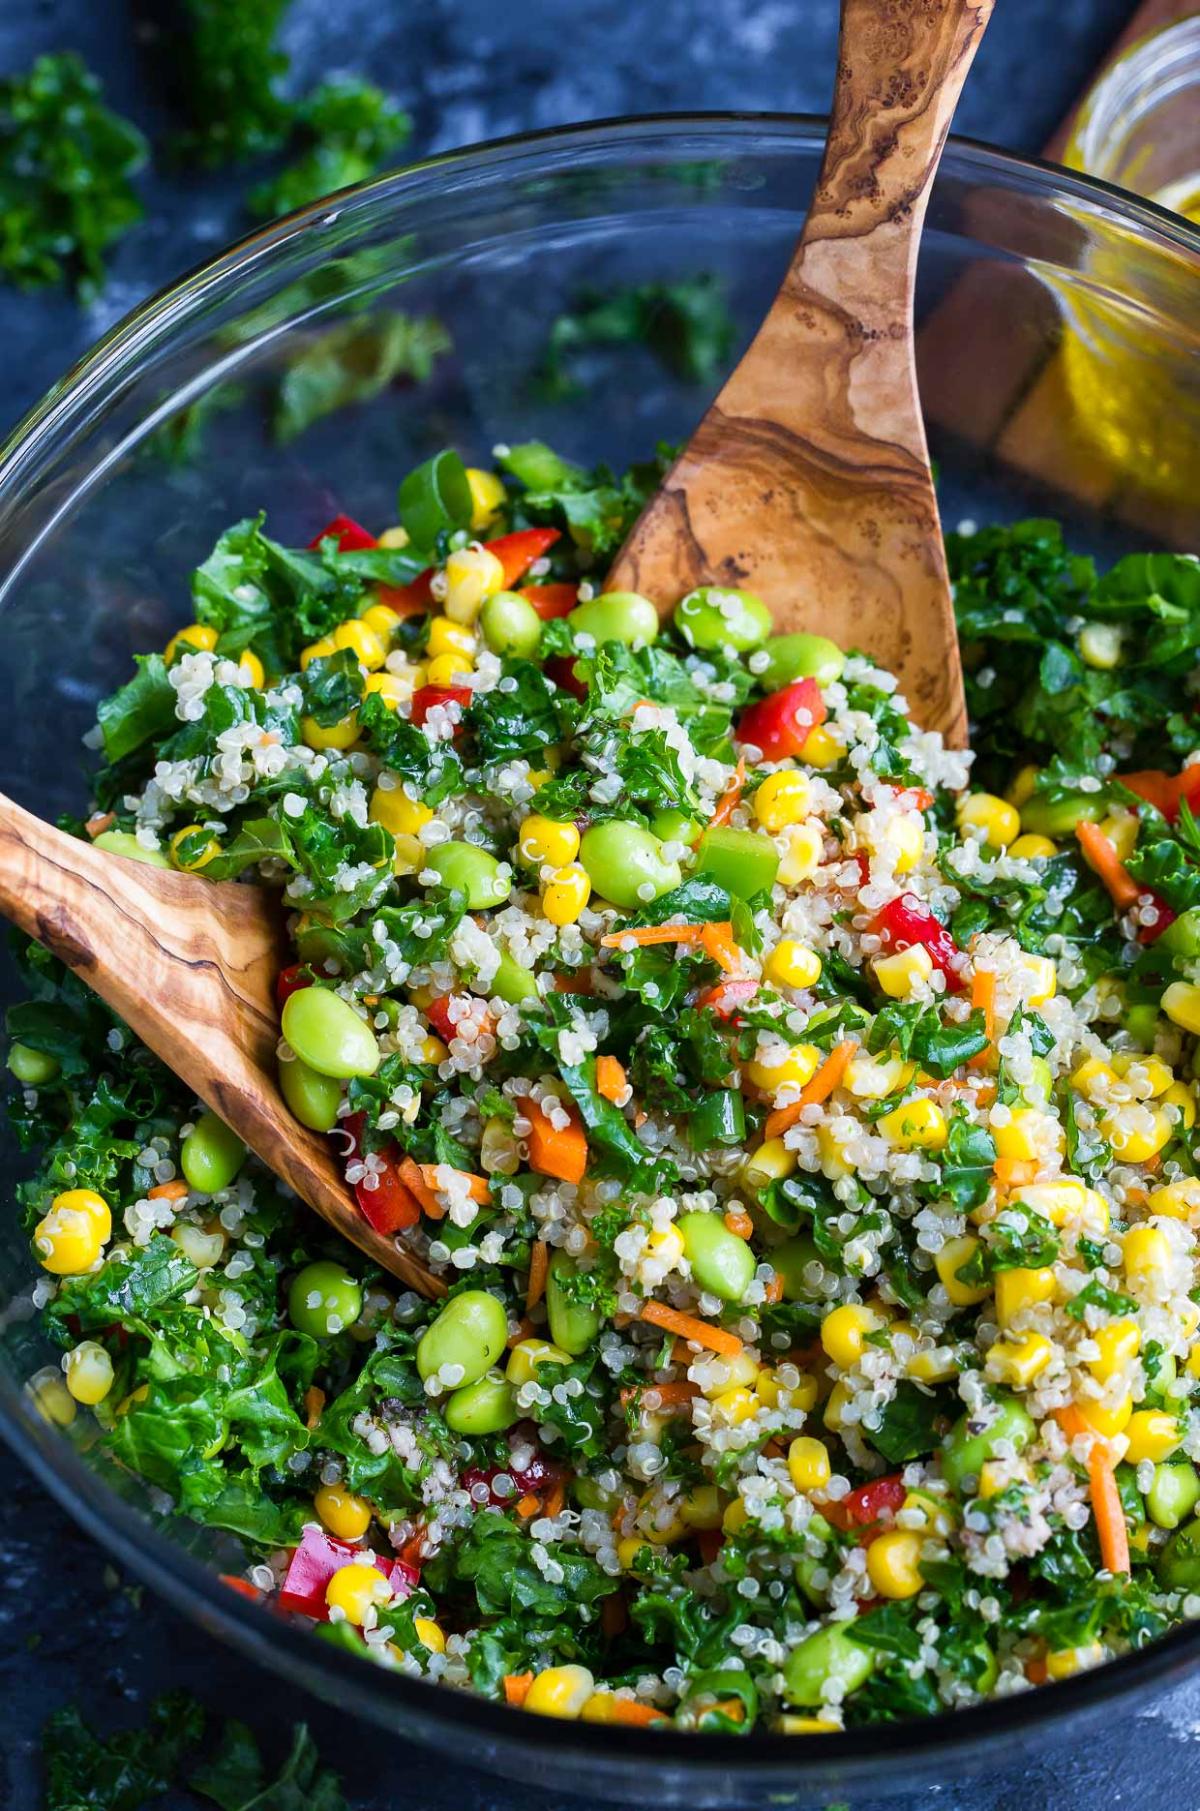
1,116,1199,1807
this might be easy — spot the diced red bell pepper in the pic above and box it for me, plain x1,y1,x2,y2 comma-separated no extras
425,994,459,1042
461,1425,566,1508
356,1152,422,1235
875,893,966,992
308,513,377,553
410,684,471,726
544,654,587,700
519,582,577,621
1122,766,1200,825
821,1475,907,1541
376,570,436,617
276,964,313,1010
485,528,560,587
219,1572,263,1602
1138,895,1177,945
278,1526,416,1618
694,977,760,1019
735,678,827,763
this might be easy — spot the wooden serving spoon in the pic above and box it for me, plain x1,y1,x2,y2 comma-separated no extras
0,794,445,1298
608,0,993,747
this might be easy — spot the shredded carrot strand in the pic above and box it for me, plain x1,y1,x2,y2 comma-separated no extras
764,1039,858,1140
148,1180,189,1201
607,1699,670,1727
1088,1442,1131,1576
303,1385,325,1430
1055,1403,1090,1442
710,755,746,828
595,1054,627,1103
993,1156,1040,1190
506,1315,536,1349
515,1494,541,1519
600,922,709,950
699,921,743,974
723,1207,753,1239
544,1481,566,1519
619,1379,698,1412
763,1269,785,1305
638,1299,743,1357
86,811,115,838
399,1156,444,1220
970,969,996,1067
526,1239,549,1313
420,1162,491,1205
504,1672,534,1706
524,1096,588,1185
1076,819,1141,913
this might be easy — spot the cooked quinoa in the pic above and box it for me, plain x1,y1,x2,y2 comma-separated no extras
12,443,1200,1731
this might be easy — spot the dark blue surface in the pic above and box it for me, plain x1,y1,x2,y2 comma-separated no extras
6,3,1200,1807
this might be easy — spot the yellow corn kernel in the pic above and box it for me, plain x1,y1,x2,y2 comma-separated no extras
26,1369,76,1428
418,1035,449,1065
300,636,336,670
957,792,1020,850
644,1224,686,1268
1007,765,1041,808
1147,1179,1200,1221
519,814,581,869
934,1236,990,1307
1009,833,1058,860
744,1042,821,1096
314,1483,372,1541
505,1337,573,1386
992,1106,1062,1163
1164,1081,1197,1129
1079,1394,1133,1439
777,821,824,885
617,1535,650,1570
64,1340,115,1406
1017,1179,1095,1228
820,1302,882,1370
1111,1051,1173,1098
426,614,477,658
866,1530,925,1599
414,1616,446,1654
698,1351,763,1398
721,1498,749,1537
885,812,927,875
169,823,220,872
362,671,411,709
1188,1343,1200,1380
1098,810,1138,862
1045,1643,1105,1681
778,1715,843,1734
711,1386,761,1427
978,1458,1031,1499
763,939,822,990
823,1379,850,1433
370,784,433,838
1013,954,1057,1008
907,1344,960,1384
787,1435,832,1493
995,1266,1057,1328
754,770,812,831
679,1485,723,1530
984,1331,1053,1388
873,943,934,1000
34,1191,111,1276
325,1561,392,1625
236,650,265,689
1088,1317,1140,1382
1124,1410,1181,1464
581,1693,651,1726
360,601,402,643
524,1664,596,1719
443,545,505,623
391,834,424,876
465,467,506,530
817,1123,853,1180
1123,1223,1172,1291
798,724,841,768
1071,1057,1117,1098
1164,982,1200,1036
743,1137,797,1187
330,619,388,670
301,713,359,751
878,1096,948,1152
903,1487,957,1536
377,525,409,548
542,862,591,927
844,1052,916,1099
426,650,474,687
164,622,219,664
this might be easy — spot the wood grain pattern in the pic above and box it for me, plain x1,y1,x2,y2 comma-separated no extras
0,794,444,1298
607,0,993,748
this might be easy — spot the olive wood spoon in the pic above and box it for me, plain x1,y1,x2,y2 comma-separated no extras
608,0,993,747
0,793,445,1298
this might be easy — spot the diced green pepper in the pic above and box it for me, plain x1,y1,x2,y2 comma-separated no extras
696,826,779,900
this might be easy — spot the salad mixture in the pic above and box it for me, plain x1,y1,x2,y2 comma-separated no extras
11,442,1200,1734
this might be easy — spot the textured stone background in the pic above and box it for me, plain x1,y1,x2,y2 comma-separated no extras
5,2,1200,1807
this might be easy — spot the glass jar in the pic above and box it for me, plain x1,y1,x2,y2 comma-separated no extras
1064,15,1200,219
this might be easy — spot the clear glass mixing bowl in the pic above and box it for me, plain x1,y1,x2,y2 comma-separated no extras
1,117,1199,1807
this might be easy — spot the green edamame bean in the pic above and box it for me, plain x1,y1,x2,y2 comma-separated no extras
426,841,512,910
568,591,659,648
782,1621,874,1708
572,1473,618,1512
282,988,380,1080
650,808,704,849
92,830,171,868
678,1210,756,1302
1019,792,1106,838
760,632,845,690
769,1234,822,1301
180,1110,247,1195
443,1370,519,1434
417,1288,508,1387
7,1042,59,1086
578,821,681,911
674,586,771,653
941,1393,1035,1492
1148,1461,1200,1530
480,590,543,659
279,1056,342,1133
288,1260,363,1339
490,951,540,1005
1125,1003,1163,1048
1158,1514,1200,1589
546,1250,601,1356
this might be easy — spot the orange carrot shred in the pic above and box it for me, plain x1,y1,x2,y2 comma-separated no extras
723,1207,753,1239
710,755,746,828
86,811,115,838
526,1239,549,1313
506,1315,536,1349
970,969,996,1066
524,1096,588,1185
638,1299,743,1357
1088,1442,1131,1576
595,1054,627,1103
148,1180,189,1201
764,1039,858,1140
420,1163,491,1205
619,1379,698,1412
1076,819,1141,913
600,923,708,950
763,1269,784,1304
515,1494,541,1519
544,1481,566,1519
399,1156,444,1220
303,1385,325,1430
607,1699,670,1727
504,1672,534,1706
699,921,743,974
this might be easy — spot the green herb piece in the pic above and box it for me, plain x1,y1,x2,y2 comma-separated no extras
275,312,450,442
249,77,410,219
539,277,736,398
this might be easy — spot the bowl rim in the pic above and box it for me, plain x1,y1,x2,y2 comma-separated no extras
2,110,1199,1791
